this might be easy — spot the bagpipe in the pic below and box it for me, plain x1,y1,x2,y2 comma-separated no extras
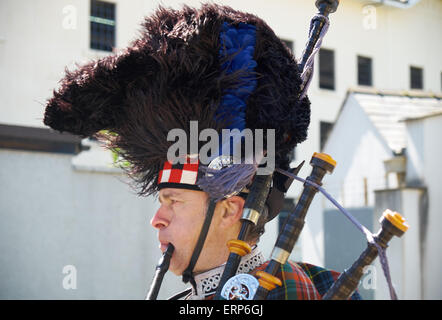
146,0,409,300
213,151,408,300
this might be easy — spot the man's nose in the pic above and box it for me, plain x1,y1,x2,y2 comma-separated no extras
150,205,170,229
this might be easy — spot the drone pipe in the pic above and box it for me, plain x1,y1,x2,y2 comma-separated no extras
253,153,336,300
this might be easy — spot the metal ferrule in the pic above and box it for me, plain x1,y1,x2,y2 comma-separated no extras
270,247,291,265
241,208,260,225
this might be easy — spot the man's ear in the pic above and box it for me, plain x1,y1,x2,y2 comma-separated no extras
218,196,245,229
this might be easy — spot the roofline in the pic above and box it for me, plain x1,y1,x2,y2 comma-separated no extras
356,0,421,9
402,110,442,122
334,87,442,129
323,91,395,156
346,87,442,99
0,123,85,154
325,86,442,154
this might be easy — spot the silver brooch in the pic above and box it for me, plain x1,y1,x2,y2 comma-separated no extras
220,274,259,300
205,155,242,198
207,155,234,172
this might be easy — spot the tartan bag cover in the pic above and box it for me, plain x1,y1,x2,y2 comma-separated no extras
248,260,362,300
203,260,362,300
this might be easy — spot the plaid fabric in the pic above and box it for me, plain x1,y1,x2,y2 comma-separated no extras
250,260,361,300
298,262,362,300
250,260,321,300
203,260,361,300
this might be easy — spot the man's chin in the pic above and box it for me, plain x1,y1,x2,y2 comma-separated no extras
168,260,184,276
168,265,183,276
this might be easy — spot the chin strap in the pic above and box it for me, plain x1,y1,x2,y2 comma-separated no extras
182,199,217,287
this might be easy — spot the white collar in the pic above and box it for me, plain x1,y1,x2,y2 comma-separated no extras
187,246,265,300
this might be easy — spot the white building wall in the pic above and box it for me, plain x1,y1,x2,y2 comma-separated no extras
372,113,442,300
374,188,424,300
0,0,441,297
293,0,442,184
0,148,188,299
1,0,441,129
405,114,442,299
405,119,425,186
309,94,393,269
324,95,394,208
400,188,425,299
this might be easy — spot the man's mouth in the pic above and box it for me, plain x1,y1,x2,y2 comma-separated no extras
159,241,172,252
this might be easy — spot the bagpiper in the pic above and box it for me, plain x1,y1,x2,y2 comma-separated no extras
44,3,362,300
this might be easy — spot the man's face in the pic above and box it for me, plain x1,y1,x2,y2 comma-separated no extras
151,188,235,275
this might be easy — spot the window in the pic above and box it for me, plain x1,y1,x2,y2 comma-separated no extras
90,0,116,52
357,56,372,86
320,121,334,151
410,66,423,90
319,49,335,90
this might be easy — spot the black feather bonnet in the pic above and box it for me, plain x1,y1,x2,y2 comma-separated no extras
43,3,311,199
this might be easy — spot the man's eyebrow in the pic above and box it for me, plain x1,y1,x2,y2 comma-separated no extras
158,191,183,202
